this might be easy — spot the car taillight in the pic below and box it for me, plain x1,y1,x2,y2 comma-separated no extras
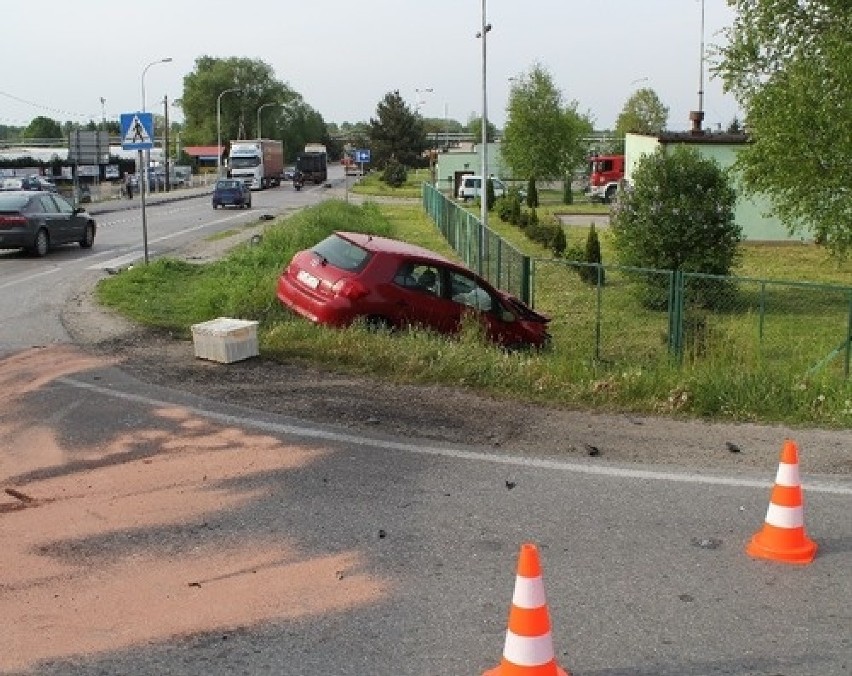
332,278,369,300
0,215,26,228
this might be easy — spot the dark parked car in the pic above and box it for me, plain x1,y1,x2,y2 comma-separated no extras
0,190,96,257
212,179,252,209
276,231,551,349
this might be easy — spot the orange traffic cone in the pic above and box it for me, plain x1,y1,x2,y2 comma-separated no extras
483,543,570,676
747,439,817,564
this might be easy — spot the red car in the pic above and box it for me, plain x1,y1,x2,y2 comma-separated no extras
276,231,551,349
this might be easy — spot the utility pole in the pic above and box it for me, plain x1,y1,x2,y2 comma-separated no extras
164,95,170,192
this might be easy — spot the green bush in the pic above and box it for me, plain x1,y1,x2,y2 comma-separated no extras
486,177,496,211
579,224,605,285
610,145,739,309
551,224,567,257
526,177,538,208
381,159,407,188
563,177,574,205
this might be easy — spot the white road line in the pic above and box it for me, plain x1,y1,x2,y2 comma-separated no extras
58,376,852,496
0,267,60,289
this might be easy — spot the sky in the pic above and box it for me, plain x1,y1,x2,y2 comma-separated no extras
0,1,742,133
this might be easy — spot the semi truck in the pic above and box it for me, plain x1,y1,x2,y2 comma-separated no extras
585,154,625,203
295,143,328,184
228,139,284,190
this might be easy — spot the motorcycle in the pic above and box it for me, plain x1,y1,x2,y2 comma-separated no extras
293,172,304,191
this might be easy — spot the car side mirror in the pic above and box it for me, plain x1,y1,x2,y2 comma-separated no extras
73,206,84,214
500,309,516,323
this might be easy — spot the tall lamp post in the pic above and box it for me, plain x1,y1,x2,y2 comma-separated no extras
139,57,172,264
256,102,289,140
217,87,241,177
476,0,492,266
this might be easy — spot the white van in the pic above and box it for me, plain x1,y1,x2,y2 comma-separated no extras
457,175,506,201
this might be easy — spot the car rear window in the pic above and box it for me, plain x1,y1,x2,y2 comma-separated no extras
0,193,29,210
216,180,240,189
311,234,372,272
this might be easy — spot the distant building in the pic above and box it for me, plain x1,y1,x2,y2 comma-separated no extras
625,130,813,243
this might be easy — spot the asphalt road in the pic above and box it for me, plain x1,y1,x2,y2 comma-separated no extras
1,170,850,675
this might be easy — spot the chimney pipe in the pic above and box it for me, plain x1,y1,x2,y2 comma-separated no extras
689,110,705,135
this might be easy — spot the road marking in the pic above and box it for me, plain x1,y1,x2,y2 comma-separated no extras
0,267,60,289
58,376,852,496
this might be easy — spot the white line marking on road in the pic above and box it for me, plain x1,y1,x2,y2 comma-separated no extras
0,267,60,289
58,377,852,495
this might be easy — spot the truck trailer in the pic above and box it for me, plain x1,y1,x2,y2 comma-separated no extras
296,143,328,184
228,139,284,190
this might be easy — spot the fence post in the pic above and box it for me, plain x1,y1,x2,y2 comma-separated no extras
520,255,531,306
668,270,684,358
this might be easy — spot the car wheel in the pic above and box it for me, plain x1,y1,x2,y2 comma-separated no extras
604,185,617,204
31,228,49,257
364,315,393,332
79,222,95,249
246,201,251,209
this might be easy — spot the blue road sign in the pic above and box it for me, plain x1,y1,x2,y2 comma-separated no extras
355,149,371,164
120,112,154,150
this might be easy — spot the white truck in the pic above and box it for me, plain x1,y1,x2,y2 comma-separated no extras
228,139,284,190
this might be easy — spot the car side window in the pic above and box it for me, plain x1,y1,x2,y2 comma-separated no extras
394,263,442,296
450,272,493,312
36,195,59,213
51,195,73,214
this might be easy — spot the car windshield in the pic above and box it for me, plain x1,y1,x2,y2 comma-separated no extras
0,193,29,210
230,157,260,169
311,234,372,272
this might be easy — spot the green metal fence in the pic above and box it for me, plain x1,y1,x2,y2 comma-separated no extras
422,183,531,304
422,183,852,378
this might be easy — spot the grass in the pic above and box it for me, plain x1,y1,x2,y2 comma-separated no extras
96,198,852,428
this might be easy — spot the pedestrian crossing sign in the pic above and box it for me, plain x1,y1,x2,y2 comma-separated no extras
120,112,154,150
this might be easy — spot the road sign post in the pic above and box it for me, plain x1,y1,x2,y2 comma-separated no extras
120,113,155,264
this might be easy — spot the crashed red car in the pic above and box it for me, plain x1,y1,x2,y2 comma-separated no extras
276,231,551,349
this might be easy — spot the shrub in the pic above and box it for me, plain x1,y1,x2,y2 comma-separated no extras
381,158,407,188
610,145,740,309
551,224,567,257
486,177,496,211
526,177,538,208
563,177,573,205
579,223,604,285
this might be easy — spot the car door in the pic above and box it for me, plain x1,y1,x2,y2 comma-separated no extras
389,261,457,334
30,194,62,242
49,194,81,243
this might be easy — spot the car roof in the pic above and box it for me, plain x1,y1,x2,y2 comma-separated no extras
335,231,453,263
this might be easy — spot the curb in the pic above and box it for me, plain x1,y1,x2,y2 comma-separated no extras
87,188,212,216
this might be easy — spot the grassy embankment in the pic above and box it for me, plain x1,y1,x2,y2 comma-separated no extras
96,186,852,427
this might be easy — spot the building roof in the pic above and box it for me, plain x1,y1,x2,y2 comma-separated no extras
656,131,750,145
183,145,222,160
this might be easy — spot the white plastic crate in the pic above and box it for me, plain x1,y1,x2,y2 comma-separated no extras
191,317,259,364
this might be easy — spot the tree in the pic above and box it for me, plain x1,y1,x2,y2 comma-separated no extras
23,116,62,140
715,0,852,256
368,91,427,168
179,56,325,161
466,116,498,144
614,87,669,136
610,146,739,308
501,63,594,183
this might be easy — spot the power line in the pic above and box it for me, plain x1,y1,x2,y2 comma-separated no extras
0,90,96,120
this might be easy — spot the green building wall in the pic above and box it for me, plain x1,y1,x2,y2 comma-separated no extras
625,133,813,242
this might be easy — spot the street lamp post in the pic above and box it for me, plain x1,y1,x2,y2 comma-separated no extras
139,57,172,264
256,102,288,140
476,0,492,267
217,88,241,177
